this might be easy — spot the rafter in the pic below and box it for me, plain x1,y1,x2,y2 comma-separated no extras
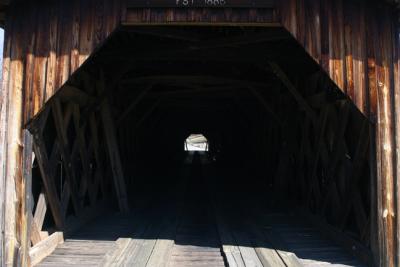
100,46,281,63
122,27,202,42
122,75,273,88
133,100,162,130
247,87,281,125
117,84,154,125
265,62,318,123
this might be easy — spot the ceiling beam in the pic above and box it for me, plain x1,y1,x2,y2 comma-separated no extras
121,75,273,88
99,46,280,63
117,84,154,125
186,30,289,50
131,100,162,129
247,86,282,125
144,84,258,98
266,61,317,123
122,27,202,42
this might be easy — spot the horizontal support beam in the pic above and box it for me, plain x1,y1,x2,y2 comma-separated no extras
266,62,317,123
100,46,282,63
122,27,203,42
57,85,96,106
117,84,154,125
124,28,288,50
122,75,273,88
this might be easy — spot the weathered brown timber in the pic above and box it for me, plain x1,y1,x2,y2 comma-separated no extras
0,0,398,267
393,10,400,267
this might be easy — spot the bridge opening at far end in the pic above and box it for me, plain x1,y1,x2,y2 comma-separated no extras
185,134,209,151
27,25,373,267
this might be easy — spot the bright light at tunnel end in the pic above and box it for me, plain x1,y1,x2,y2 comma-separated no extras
184,134,209,152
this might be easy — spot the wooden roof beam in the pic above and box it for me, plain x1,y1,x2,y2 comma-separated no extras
143,84,262,98
122,27,203,42
187,30,290,50
130,100,162,129
117,84,154,125
100,46,279,63
124,28,289,50
266,61,317,123
247,86,282,125
121,75,274,88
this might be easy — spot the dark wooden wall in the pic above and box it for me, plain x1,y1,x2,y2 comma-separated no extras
278,2,400,266
0,0,398,266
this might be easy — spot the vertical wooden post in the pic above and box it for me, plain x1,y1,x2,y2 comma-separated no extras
4,12,25,266
392,10,400,267
101,100,130,213
366,7,379,265
0,22,12,267
369,7,397,267
19,131,33,266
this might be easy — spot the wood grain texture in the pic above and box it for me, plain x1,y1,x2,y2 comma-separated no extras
29,232,64,267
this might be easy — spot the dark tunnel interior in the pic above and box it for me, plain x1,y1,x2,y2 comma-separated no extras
29,25,373,266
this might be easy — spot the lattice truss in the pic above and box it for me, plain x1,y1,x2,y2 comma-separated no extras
28,94,112,246
301,102,368,240
271,68,371,247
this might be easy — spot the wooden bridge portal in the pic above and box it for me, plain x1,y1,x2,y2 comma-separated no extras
0,1,399,267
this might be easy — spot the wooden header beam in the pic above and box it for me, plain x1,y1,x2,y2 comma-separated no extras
127,0,274,8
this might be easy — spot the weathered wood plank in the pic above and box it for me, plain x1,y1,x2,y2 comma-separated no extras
249,224,286,267
304,211,374,266
29,232,64,266
146,218,179,267
34,192,47,233
20,131,34,266
100,238,131,267
32,133,65,230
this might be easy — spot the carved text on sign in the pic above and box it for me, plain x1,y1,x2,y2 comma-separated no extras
127,0,275,8
176,0,227,7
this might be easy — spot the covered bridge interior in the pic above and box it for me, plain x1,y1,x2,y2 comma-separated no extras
26,25,373,267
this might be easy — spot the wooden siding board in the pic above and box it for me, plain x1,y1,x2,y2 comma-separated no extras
78,0,94,67
20,131,33,267
4,4,28,266
1,1,125,265
71,0,81,74
371,7,397,267
55,0,73,89
328,0,346,91
303,0,321,63
19,5,37,266
0,5,14,267
393,11,400,267
32,4,48,114
44,3,59,103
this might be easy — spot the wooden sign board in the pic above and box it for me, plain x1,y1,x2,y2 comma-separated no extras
127,0,275,8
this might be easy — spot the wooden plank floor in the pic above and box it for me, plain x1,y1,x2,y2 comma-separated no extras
168,156,225,267
36,212,143,267
37,154,369,267
37,210,366,267
258,213,367,267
